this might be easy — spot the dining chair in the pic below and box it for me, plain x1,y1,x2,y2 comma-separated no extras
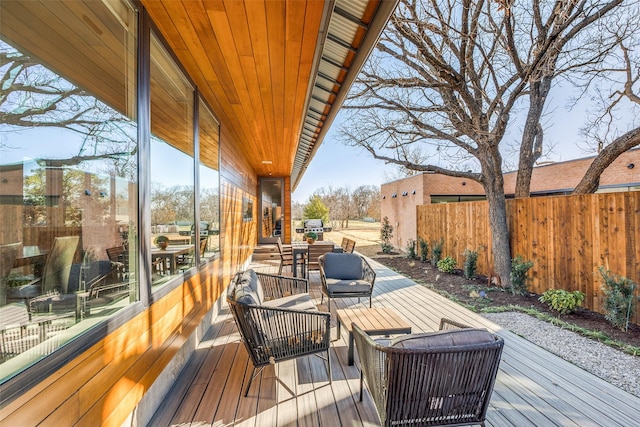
276,237,294,275
306,242,335,277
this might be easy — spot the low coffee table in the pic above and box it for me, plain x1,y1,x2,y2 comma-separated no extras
336,307,412,365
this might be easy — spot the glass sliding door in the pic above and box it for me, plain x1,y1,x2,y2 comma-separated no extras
259,178,284,244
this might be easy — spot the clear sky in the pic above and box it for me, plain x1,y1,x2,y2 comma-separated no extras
292,118,397,203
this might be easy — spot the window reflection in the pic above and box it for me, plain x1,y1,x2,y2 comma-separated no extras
0,0,137,376
149,32,195,284
199,101,220,261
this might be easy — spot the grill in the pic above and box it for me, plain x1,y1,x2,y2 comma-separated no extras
295,219,332,240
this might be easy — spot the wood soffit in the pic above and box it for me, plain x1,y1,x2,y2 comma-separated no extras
142,0,397,187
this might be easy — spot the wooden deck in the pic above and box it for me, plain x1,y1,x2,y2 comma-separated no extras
149,257,640,426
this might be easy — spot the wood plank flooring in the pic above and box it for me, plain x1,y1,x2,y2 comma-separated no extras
149,257,640,426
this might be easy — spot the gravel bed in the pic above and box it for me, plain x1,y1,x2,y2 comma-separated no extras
482,311,640,398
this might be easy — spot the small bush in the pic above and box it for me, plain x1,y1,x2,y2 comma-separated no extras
380,216,394,254
437,256,457,273
539,289,585,315
510,255,534,296
599,267,637,332
418,238,429,262
463,248,479,279
406,239,416,259
431,239,443,265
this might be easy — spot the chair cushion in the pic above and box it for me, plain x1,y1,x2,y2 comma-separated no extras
325,278,372,294
322,252,362,280
391,328,494,349
262,293,317,312
234,284,259,305
233,269,264,305
243,269,264,303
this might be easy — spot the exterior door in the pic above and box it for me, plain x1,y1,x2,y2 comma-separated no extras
259,178,284,244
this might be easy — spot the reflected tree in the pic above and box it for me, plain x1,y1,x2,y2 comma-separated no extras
0,41,137,180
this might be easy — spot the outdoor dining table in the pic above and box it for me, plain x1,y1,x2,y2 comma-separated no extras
151,244,194,274
290,241,343,278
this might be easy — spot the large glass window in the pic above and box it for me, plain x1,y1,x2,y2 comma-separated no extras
198,101,220,261
149,32,195,286
0,0,138,377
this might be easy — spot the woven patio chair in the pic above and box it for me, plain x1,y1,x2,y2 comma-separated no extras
319,252,376,311
227,270,331,396
352,320,504,427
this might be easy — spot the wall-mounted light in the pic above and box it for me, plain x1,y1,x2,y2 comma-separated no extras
84,189,92,196
628,163,635,169
402,191,408,196
382,195,386,199
412,190,416,194
392,193,397,198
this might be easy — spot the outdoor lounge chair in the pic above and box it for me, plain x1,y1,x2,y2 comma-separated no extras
319,252,376,311
352,318,504,427
227,270,331,396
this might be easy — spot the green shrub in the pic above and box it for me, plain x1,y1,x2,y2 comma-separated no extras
510,255,534,296
539,289,585,315
405,239,416,259
599,267,638,332
437,256,457,273
380,216,394,254
463,248,479,279
418,238,429,262
431,239,443,265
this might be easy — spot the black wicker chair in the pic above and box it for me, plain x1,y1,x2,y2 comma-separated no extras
352,319,504,427
319,252,376,311
227,270,331,396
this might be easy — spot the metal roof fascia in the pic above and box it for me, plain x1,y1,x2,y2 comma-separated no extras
292,0,400,189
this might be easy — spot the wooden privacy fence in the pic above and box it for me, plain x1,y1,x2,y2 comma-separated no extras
417,192,639,325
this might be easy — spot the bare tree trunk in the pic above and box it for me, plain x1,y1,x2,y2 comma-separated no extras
573,128,640,194
480,150,512,287
515,78,551,198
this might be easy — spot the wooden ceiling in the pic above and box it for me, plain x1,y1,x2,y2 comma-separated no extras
142,0,397,186
2,0,397,186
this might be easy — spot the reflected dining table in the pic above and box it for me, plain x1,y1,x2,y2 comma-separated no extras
13,246,49,268
151,244,194,274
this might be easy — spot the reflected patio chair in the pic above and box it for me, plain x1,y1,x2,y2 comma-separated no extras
177,237,207,269
0,242,21,305
16,236,80,301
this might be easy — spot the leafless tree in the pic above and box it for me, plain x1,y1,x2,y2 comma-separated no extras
511,0,624,197
573,20,640,193
0,43,137,179
317,186,352,228
340,0,625,285
150,184,195,227
352,185,381,220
